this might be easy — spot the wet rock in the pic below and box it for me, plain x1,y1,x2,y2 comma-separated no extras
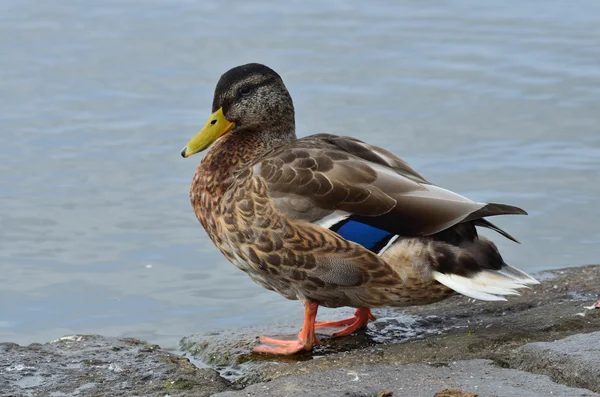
179,312,444,382
212,359,600,397
1,265,598,396
509,331,600,393
0,335,231,397
181,265,600,383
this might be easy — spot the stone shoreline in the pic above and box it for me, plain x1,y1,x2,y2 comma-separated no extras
1,265,599,396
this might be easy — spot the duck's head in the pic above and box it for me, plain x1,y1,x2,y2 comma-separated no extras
181,63,295,158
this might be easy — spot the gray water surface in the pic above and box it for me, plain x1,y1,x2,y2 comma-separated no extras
1,1,599,350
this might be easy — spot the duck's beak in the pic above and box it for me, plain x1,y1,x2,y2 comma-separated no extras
181,108,235,158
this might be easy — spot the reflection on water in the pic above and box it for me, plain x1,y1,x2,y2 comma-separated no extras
0,0,599,348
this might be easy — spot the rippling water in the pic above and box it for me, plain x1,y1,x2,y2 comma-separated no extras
1,0,599,349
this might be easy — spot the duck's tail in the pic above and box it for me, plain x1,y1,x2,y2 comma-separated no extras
432,263,539,301
381,222,538,303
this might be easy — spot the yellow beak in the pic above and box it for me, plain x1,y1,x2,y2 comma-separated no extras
181,108,235,158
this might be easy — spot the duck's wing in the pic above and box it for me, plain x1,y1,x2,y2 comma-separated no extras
255,134,526,240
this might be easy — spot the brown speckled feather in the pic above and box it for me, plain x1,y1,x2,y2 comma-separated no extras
190,129,528,308
194,142,404,308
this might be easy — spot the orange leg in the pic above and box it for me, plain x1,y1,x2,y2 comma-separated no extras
253,301,321,355
594,299,600,309
314,308,375,338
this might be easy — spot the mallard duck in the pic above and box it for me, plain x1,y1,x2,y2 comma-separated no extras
181,63,538,355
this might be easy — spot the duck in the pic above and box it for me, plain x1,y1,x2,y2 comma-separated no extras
181,63,538,355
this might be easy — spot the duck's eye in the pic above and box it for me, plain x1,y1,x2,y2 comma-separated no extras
239,86,252,97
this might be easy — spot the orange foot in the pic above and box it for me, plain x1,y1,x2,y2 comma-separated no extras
253,301,320,355
594,299,600,309
314,308,375,338
253,333,321,355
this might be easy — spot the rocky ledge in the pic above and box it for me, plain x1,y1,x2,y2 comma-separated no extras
0,335,232,397
1,265,599,397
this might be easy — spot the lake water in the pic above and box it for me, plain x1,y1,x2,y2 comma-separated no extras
1,1,599,350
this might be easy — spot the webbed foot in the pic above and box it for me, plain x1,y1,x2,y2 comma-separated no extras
314,308,375,338
253,301,320,355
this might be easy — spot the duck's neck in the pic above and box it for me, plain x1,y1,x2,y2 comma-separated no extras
195,126,296,192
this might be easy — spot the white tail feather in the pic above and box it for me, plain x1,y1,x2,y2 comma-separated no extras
498,263,540,285
433,266,539,301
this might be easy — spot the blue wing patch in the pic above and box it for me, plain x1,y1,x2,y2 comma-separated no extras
331,219,396,254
